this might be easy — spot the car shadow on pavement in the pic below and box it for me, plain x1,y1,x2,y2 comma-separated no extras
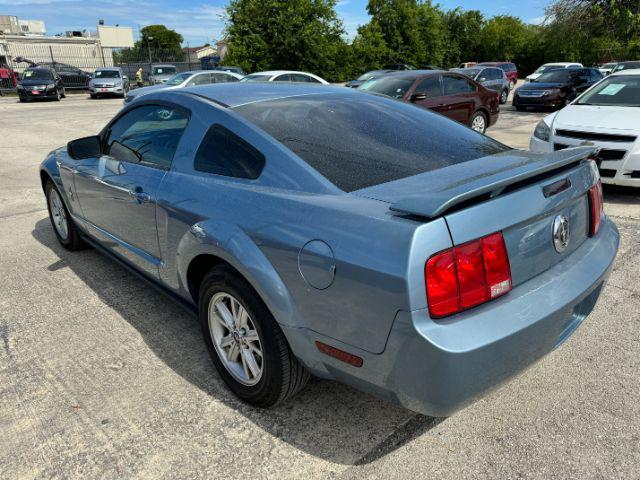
32,219,444,465
603,184,640,205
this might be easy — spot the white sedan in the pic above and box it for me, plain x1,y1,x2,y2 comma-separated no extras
240,70,329,84
530,70,640,187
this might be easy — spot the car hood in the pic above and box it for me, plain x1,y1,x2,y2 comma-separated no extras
519,82,566,90
553,104,640,133
19,78,54,86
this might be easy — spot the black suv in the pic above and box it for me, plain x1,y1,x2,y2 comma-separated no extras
17,67,65,102
513,67,603,111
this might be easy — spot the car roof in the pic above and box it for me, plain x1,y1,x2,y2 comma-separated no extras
152,64,176,67
479,61,512,65
247,70,317,76
387,69,445,77
25,66,54,72
180,83,354,108
95,67,121,71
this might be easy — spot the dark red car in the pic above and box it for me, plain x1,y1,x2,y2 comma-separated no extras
358,70,500,133
478,62,518,89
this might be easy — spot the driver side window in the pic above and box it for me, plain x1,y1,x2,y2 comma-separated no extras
104,105,189,169
414,76,442,97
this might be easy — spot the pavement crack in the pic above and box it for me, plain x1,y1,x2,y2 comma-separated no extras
352,414,444,466
0,208,47,220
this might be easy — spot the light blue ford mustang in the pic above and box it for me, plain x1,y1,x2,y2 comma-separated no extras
40,83,619,416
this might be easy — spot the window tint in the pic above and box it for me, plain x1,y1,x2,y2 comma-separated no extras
233,93,508,192
488,68,503,80
274,74,292,82
443,75,476,95
194,124,265,179
104,105,189,169
414,76,441,97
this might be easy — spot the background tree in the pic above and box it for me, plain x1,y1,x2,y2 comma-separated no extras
224,0,348,81
441,9,484,67
116,25,184,62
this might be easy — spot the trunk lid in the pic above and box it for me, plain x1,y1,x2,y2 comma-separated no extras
355,147,599,288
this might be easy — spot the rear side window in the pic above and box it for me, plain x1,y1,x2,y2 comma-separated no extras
194,124,265,179
233,93,508,192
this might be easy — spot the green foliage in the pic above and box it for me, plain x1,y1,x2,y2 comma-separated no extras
114,25,185,63
224,0,348,81
222,0,640,80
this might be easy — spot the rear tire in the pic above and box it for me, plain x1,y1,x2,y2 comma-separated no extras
19,98,27,103
500,88,509,104
45,180,85,250
200,266,309,407
469,110,487,134
515,105,526,112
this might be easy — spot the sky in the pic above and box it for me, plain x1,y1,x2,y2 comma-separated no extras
2,0,551,46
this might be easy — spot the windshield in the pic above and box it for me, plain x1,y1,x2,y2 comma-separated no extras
95,70,120,78
233,93,508,192
535,70,575,83
22,69,53,80
612,62,640,73
165,72,192,85
153,66,177,75
576,75,640,107
357,72,378,81
359,76,416,99
240,74,272,82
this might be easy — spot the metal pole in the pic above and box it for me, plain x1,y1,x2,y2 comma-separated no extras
187,42,191,70
49,45,56,71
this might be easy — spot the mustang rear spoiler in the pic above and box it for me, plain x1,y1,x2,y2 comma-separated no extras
389,146,597,219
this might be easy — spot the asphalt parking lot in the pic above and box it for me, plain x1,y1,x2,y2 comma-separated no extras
1,93,639,479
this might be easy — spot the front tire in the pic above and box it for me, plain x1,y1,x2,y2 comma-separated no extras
45,180,85,250
200,266,309,407
469,110,488,134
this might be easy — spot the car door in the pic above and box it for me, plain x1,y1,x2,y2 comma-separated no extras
72,104,189,276
440,74,478,123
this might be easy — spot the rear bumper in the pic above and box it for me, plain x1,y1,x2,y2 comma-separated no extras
288,218,618,416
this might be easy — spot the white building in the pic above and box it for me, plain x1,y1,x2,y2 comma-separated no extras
18,19,46,36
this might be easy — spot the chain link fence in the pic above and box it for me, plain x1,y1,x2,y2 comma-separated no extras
0,42,219,93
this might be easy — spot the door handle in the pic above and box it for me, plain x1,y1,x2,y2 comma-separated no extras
129,188,151,204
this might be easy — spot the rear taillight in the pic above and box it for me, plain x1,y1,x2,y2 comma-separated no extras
588,179,603,236
425,232,512,318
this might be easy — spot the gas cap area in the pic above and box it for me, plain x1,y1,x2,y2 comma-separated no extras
298,240,336,290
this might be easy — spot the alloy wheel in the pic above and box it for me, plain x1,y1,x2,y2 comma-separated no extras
471,114,486,133
48,188,69,240
208,292,263,386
